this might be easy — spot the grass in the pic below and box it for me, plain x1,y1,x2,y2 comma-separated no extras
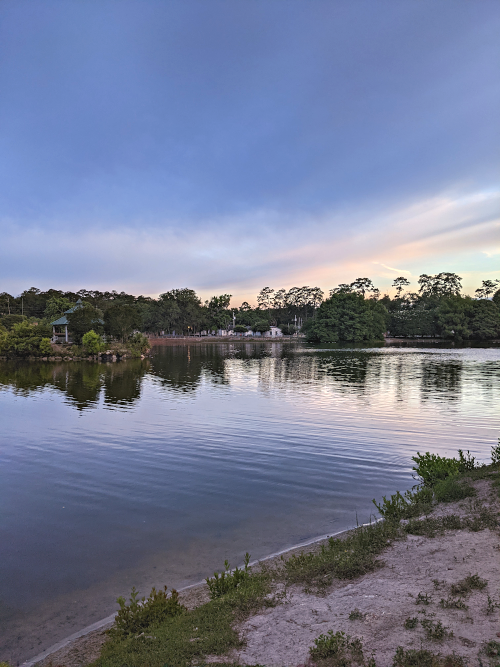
403,617,418,629
280,518,399,591
348,608,366,620
416,592,432,605
439,597,468,610
393,647,466,667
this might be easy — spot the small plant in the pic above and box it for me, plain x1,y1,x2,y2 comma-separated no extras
421,618,453,640
349,608,366,620
393,647,466,667
450,573,487,597
457,449,476,472
486,594,500,615
404,617,418,629
373,487,433,521
206,553,251,599
416,592,431,605
439,597,468,610
109,585,184,638
309,630,365,664
412,452,461,487
491,439,500,466
39,337,53,355
484,640,500,657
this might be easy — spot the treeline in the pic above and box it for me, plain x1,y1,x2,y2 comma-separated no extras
1,273,499,345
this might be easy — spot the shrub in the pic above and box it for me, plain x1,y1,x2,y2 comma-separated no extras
82,330,104,355
412,452,460,487
433,477,475,503
233,324,248,333
206,553,251,599
128,332,150,356
393,647,466,667
450,574,487,597
39,337,53,356
373,487,433,521
108,585,184,638
492,439,500,466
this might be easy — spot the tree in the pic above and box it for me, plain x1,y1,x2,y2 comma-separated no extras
44,296,74,323
1,321,52,357
418,272,462,298
104,304,142,341
252,320,270,333
305,292,388,343
67,303,104,344
469,300,500,340
392,277,411,299
159,289,202,334
435,296,471,341
233,324,248,333
257,287,274,312
206,294,232,330
82,330,104,355
350,277,375,296
493,289,500,307
475,279,500,299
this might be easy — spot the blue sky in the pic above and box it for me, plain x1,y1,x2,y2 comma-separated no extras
1,0,499,304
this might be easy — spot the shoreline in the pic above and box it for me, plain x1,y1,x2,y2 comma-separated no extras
19,523,372,667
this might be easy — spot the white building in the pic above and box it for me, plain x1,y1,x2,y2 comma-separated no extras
264,326,283,338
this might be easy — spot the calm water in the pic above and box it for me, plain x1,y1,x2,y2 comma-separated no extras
1,342,499,662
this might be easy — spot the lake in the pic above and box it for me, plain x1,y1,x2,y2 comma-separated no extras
1,341,499,663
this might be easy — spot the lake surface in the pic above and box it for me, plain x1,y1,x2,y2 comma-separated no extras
1,342,499,663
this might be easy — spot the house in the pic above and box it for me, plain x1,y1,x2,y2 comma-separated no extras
264,326,283,338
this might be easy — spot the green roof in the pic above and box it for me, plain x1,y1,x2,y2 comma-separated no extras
50,299,82,326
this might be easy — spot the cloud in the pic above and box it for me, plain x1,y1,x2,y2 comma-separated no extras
1,185,498,302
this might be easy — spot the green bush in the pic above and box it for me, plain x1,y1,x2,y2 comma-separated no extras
412,452,461,487
492,439,500,466
128,332,150,356
39,337,53,355
0,320,52,357
233,324,248,333
82,330,104,355
206,554,251,599
108,586,184,638
433,477,475,503
373,487,433,521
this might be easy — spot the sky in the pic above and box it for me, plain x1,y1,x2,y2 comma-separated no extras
0,0,499,305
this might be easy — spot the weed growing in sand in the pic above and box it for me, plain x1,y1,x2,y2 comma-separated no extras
450,574,487,597
393,647,466,667
439,597,468,610
282,519,399,591
349,608,366,620
416,592,431,605
484,640,500,658
108,586,185,638
206,553,251,599
486,594,500,615
309,630,367,665
403,617,418,629
421,619,453,640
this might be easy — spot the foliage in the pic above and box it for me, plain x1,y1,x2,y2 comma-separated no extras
348,608,366,620
309,630,365,664
372,487,433,521
0,314,25,330
412,452,460,487
94,571,271,667
233,324,248,333
420,618,452,640
82,330,105,355
127,332,150,356
393,647,466,667
206,553,251,599
252,320,270,333
282,519,399,591
0,321,52,357
104,304,142,341
492,439,500,466
39,337,53,355
108,586,185,638
44,296,74,323
433,477,475,503
67,302,104,344
305,292,388,343
280,323,297,335
403,617,418,629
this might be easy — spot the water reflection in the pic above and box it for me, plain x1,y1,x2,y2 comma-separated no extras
0,359,149,410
